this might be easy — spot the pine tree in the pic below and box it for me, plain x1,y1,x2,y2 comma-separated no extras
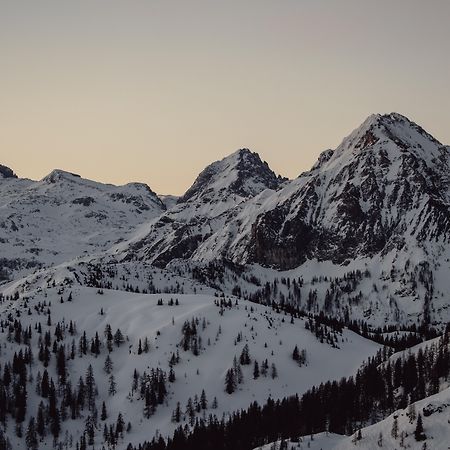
36,402,46,437
253,360,260,379
391,416,398,439
104,354,113,374
408,401,417,424
101,401,108,421
25,417,38,450
292,345,300,362
225,369,235,394
116,412,125,436
108,374,117,396
114,329,125,347
172,402,182,423
271,363,278,379
85,365,96,410
56,345,66,384
414,414,426,441
143,337,150,353
240,344,251,365
200,389,208,410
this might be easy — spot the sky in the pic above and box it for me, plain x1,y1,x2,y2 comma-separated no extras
1,0,449,195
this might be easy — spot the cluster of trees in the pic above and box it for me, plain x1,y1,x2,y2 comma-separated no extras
128,324,450,450
0,297,156,448
180,317,208,355
171,390,217,425
304,318,341,348
130,368,170,419
84,262,186,294
292,346,307,366
224,345,278,395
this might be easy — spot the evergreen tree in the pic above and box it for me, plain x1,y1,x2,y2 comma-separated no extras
36,402,46,437
240,344,251,365
225,369,236,394
253,360,260,379
101,401,108,421
114,329,125,347
292,345,300,362
25,417,38,450
414,414,426,441
200,389,208,410
108,374,117,396
391,416,398,440
104,354,113,374
271,363,278,379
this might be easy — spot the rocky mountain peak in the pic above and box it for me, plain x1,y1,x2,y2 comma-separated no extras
41,169,82,184
178,148,286,204
0,164,18,179
330,112,443,167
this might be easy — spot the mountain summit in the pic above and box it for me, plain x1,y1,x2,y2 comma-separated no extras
179,149,286,204
122,148,286,266
232,112,450,269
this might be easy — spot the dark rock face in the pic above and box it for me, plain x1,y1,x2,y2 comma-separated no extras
0,165,18,179
72,196,96,207
244,114,450,269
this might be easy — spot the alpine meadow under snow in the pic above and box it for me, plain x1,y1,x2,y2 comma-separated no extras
0,113,449,449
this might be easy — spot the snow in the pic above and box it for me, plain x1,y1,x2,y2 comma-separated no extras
259,387,450,450
0,170,165,280
0,111,449,448
0,286,381,448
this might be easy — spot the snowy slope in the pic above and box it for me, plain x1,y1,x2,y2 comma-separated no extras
0,286,380,449
161,114,450,327
0,168,165,281
257,387,450,450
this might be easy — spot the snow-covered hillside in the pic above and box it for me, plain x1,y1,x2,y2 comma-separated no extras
0,285,380,449
125,113,450,327
257,389,450,450
0,168,165,281
1,112,449,450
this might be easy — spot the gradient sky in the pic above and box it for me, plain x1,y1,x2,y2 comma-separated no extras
1,0,449,195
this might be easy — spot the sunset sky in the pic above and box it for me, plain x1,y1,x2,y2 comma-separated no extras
1,0,449,195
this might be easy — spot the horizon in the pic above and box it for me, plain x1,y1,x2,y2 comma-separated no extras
2,0,450,195
2,110,447,196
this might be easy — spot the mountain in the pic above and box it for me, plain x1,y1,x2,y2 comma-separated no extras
191,113,449,268
120,149,286,266
178,148,285,207
159,113,449,327
3,114,448,327
0,168,165,281
0,113,449,450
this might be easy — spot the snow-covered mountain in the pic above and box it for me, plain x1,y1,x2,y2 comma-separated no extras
182,113,449,268
0,112,449,450
0,168,165,281
3,113,448,327
115,113,450,327
235,113,449,269
120,148,286,267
